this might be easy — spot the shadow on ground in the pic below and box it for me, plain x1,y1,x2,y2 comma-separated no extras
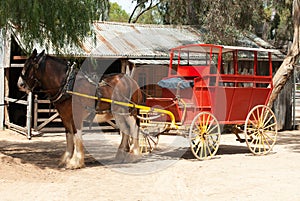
181,144,250,160
0,139,100,169
1,130,298,170
275,131,300,153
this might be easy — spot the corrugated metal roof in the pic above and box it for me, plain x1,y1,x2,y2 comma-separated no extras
14,21,202,58
12,21,285,60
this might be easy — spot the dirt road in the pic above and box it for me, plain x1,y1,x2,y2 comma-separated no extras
0,129,300,201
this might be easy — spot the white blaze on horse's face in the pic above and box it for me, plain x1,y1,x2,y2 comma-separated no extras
18,62,39,94
17,70,27,92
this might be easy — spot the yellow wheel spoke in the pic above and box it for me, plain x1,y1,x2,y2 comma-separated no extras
207,133,219,143
207,124,219,135
206,121,213,132
262,134,272,150
199,141,204,158
195,140,202,155
248,119,257,128
263,115,274,127
205,114,211,128
196,124,201,132
260,134,266,153
247,129,259,137
249,138,255,146
191,137,197,141
262,109,270,123
206,139,213,156
207,136,218,152
203,140,207,158
255,134,261,153
263,132,276,142
251,112,258,124
256,108,262,124
263,122,277,130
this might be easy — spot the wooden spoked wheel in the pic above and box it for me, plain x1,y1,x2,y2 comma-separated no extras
189,112,221,160
139,129,160,153
244,105,277,155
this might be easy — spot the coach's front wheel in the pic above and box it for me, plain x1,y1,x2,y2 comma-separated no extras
189,112,221,160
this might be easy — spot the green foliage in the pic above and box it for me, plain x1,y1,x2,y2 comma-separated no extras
154,0,266,45
0,0,108,52
268,0,293,48
108,2,129,22
136,7,162,24
129,0,268,44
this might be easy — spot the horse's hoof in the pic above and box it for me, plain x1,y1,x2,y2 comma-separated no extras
58,162,66,169
124,153,142,163
65,157,85,169
65,163,85,169
114,149,127,163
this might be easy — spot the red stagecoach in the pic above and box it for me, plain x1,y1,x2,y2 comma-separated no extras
139,44,277,159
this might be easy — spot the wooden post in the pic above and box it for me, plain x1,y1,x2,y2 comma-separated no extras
26,92,33,139
33,95,38,130
0,29,11,130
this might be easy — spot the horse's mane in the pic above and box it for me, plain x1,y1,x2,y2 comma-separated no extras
46,54,68,65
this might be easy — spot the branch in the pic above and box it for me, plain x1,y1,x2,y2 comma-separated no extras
128,0,149,23
128,0,159,23
132,2,160,23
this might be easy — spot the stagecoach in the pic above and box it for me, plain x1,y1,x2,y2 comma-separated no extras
17,44,278,168
138,44,277,159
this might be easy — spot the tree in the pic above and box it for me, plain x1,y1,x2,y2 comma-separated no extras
130,0,266,45
263,0,293,51
108,2,129,22
136,7,162,24
268,0,300,107
0,0,109,51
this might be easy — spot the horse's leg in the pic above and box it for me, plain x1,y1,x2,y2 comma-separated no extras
56,100,85,169
59,131,74,167
127,115,140,156
67,128,85,169
67,105,87,169
114,114,130,162
114,114,141,163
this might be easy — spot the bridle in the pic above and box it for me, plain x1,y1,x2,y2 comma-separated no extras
20,55,45,92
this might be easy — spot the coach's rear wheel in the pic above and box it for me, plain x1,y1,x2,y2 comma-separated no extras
244,105,277,155
189,112,221,160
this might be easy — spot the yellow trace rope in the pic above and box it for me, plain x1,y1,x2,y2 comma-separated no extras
67,91,177,128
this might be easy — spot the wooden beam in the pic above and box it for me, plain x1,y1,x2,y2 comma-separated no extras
13,56,28,60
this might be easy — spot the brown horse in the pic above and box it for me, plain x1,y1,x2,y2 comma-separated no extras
17,49,142,169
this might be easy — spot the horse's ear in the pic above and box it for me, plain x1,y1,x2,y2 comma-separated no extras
29,49,37,59
35,50,45,64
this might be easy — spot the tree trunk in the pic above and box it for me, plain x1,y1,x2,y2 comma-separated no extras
268,0,300,108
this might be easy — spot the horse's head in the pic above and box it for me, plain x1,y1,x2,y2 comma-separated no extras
17,49,45,93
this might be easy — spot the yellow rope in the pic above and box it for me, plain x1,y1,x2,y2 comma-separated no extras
66,91,177,128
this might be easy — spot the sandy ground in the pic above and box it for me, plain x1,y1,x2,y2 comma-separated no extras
0,128,300,201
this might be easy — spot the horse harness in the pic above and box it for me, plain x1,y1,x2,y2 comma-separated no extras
50,62,78,104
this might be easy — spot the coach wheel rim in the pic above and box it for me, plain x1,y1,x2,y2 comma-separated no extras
189,111,221,160
244,105,277,155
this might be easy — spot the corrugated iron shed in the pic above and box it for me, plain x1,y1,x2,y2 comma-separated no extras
14,21,202,58
12,21,285,60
